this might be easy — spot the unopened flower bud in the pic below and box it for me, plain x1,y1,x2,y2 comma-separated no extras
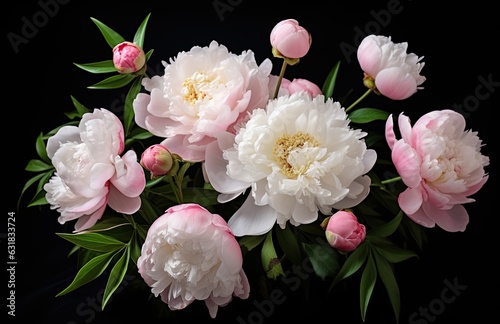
112,41,146,74
324,210,366,253
270,19,311,60
140,144,173,178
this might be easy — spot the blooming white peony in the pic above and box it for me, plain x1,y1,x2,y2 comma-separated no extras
205,92,377,236
44,108,146,232
385,110,490,231
133,40,272,162
137,203,250,318
357,34,426,100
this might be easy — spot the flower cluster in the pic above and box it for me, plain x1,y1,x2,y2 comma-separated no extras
21,14,489,322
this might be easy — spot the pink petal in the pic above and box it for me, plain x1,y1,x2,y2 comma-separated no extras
107,188,142,215
110,150,146,197
391,140,421,187
72,202,107,232
357,37,383,76
385,114,397,149
422,202,469,232
375,67,417,100
398,187,423,215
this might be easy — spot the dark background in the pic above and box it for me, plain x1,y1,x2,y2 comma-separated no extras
4,0,498,323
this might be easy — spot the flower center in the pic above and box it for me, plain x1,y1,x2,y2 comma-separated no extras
274,131,319,178
182,71,214,105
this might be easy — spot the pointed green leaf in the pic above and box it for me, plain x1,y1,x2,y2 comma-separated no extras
79,217,131,234
25,159,53,172
371,238,418,263
138,196,161,225
57,232,125,252
374,250,401,323
239,235,266,252
321,60,340,98
74,60,116,74
35,132,50,163
130,233,143,264
69,95,91,117
348,108,390,124
56,250,116,296
329,242,369,291
360,253,377,322
261,231,285,279
90,17,125,48
88,74,135,89
133,13,151,48
302,242,340,280
367,210,403,237
275,224,302,265
19,172,46,205
297,223,325,236
123,76,143,135
102,247,129,309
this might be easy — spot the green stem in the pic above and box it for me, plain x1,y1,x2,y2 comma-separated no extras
381,176,402,185
273,60,288,99
345,88,373,113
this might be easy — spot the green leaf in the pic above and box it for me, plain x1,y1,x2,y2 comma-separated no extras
25,159,53,172
360,253,377,322
181,187,220,206
88,74,135,89
370,238,418,263
57,250,116,296
261,231,285,279
102,247,129,309
79,217,131,234
133,13,151,48
124,76,143,135
374,250,401,323
296,223,325,236
57,232,126,252
69,95,91,117
138,196,161,225
348,108,390,124
239,235,266,252
90,17,125,48
74,60,116,74
367,210,403,237
329,242,369,291
321,60,340,98
129,232,143,264
302,242,340,280
35,132,50,163
19,172,46,206
275,224,302,266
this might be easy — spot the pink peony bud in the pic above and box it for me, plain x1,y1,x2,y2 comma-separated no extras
285,78,322,98
140,144,173,178
270,19,311,59
324,210,366,253
112,41,146,74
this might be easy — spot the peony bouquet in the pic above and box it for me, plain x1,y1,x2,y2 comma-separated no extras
20,12,490,323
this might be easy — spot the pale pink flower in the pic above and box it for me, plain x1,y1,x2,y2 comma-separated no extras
270,19,311,59
324,210,366,253
112,41,146,74
44,108,146,232
357,35,425,100
385,110,489,232
133,41,272,162
268,76,321,98
204,92,376,236
140,144,173,178
137,203,250,318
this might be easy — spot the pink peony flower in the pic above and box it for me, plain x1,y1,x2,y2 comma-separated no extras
270,19,311,59
112,41,146,74
140,144,174,178
357,35,425,100
137,203,250,318
324,210,366,253
133,41,271,162
44,108,146,232
268,76,321,98
385,109,489,232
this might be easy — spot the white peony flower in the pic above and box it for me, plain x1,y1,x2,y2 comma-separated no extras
205,92,377,236
137,203,249,318
133,40,272,162
44,108,146,232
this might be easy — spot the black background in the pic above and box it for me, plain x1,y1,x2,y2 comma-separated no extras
4,0,498,323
